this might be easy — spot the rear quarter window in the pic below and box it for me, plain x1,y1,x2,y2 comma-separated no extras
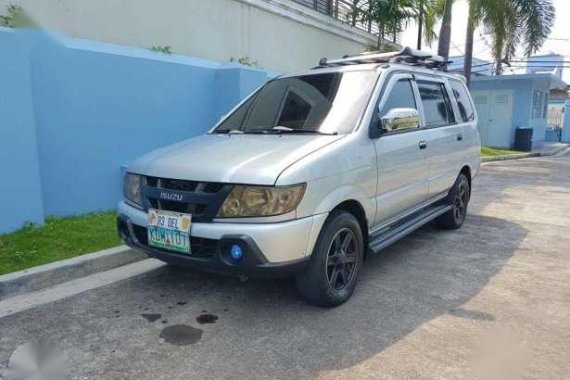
449,79,475,122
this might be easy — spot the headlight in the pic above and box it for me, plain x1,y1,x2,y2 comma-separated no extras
123,173,142,206
217,184,305,218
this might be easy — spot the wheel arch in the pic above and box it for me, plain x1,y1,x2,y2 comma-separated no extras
460,165,472,189
330,199,369,259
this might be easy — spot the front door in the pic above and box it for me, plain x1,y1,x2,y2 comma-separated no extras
372,74,429,226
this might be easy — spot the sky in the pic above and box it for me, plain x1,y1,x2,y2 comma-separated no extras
399,0,570,81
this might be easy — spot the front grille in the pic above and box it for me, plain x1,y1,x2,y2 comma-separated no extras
131,224,218,258
141,176,232,223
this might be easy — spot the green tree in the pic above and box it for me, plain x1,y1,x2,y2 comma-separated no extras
414,0,443,50
366,0,418,50
463,0,554,85
348,0,441,52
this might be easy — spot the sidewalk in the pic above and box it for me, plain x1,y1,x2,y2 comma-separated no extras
532,142,569,156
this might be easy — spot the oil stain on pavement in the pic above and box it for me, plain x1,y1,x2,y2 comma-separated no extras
196,313,219,324
141,314,162,323
159,325,203,346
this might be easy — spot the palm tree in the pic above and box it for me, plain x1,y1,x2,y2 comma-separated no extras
463,0,554,86
366,0,418,50
414,0,442,50
437,0,454,61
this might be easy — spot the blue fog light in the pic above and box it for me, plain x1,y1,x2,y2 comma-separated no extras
230,244,244,260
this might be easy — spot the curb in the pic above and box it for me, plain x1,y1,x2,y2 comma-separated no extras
482,145,569,163
0,245,146,300
482,152,540,162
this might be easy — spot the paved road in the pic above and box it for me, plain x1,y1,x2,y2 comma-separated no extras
1,152,570,380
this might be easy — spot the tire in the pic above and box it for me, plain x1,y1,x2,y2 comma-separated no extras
436,173,471,230
296,210,364,307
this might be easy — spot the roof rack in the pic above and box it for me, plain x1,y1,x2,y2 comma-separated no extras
314,47,451,70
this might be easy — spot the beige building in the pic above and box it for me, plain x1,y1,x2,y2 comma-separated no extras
0,0,398,72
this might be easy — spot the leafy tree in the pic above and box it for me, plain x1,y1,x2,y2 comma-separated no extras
365,0,418,50
463,0,554,85
415,0,444,50
346,0,441,52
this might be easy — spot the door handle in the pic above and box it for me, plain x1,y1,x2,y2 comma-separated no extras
419,141,427,150
457,133,463,141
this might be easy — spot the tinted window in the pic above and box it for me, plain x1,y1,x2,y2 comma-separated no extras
214,71,377,134
417,81,455,128
449,80,475,122
379,79,417,118
277,91,313,129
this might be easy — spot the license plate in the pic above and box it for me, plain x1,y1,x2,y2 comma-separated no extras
147,209,192,254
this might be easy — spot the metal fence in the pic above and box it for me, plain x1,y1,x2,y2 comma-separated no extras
290,0,400,43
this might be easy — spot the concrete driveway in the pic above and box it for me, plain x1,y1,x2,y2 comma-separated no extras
1,152,569,380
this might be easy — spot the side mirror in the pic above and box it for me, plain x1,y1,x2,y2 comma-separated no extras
379,108,420,133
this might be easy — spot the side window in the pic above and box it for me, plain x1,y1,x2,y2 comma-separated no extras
417,81,455,128
379,79,417,116
449,80,475,122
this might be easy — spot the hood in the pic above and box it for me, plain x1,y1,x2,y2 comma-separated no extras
128,133,344,185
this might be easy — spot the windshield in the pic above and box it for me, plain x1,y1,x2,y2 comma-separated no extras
213,71,377,135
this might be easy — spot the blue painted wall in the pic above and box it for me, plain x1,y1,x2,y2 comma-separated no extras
471,75,554,149
0,29,272,233
0,29,44,232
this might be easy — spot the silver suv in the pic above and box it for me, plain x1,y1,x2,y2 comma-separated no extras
118,48,480,307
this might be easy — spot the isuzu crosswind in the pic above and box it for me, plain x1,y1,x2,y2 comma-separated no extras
118,47,481,306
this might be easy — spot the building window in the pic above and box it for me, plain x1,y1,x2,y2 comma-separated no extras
532,90,548,119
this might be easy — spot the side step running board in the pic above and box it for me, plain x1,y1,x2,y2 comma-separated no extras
368,204,451,254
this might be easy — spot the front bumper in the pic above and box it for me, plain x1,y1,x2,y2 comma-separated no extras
117,201,327,278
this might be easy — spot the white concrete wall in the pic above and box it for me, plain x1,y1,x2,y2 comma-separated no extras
0,0,381,72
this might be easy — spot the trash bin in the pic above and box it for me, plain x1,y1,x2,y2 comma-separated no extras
514,127,533,152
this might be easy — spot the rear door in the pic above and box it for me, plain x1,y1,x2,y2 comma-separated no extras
415,76,463,199
372,73,430,226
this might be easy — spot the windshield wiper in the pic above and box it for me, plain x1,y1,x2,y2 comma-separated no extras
260,126,338,135
214,127,337,135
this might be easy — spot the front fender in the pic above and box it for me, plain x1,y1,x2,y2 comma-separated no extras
298,176,375,226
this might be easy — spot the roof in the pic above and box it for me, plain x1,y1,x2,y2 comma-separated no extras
448,56,493,76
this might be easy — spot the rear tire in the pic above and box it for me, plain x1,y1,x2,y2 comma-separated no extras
295,211,364,307
436,173,470,230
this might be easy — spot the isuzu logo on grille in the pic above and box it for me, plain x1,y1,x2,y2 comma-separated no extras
160,191,183,201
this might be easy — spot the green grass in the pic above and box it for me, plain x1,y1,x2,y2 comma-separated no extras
0,211,121,275
481,146,523,157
